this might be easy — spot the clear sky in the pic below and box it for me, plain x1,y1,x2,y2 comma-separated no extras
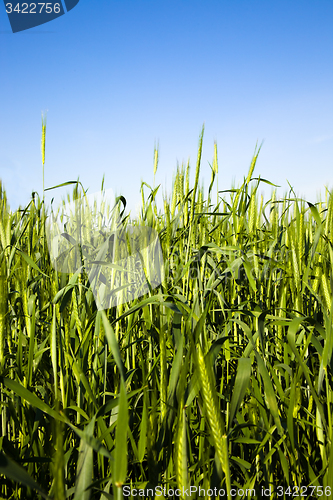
0,0,332,217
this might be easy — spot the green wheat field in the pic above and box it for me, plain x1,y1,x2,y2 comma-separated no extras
0,123,332,499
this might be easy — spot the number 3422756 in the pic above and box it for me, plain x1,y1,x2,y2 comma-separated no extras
5,3,61,14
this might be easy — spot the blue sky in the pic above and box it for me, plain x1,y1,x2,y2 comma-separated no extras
0,0,332,216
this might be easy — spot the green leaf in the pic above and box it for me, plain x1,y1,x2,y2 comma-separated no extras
1,377,66,423
45,181,80,191
100,310,126,382
243,259,257,292
307,202,323,227
113,380,129,488
138,394,148,462
287,329,327,428
252,177,281,187
73,418,95,500
66,421,112,460
0,451,50,500
66,348,98,410
228,357,252,432
51,306,58,401
254,353,284,436
53,268,81,304
16,249,49,277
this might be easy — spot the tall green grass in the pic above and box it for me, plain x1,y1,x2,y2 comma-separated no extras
0,124,333,499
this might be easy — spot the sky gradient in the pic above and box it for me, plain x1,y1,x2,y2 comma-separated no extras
1,0,332,216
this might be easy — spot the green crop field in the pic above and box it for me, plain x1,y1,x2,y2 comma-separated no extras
0,124,332,499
